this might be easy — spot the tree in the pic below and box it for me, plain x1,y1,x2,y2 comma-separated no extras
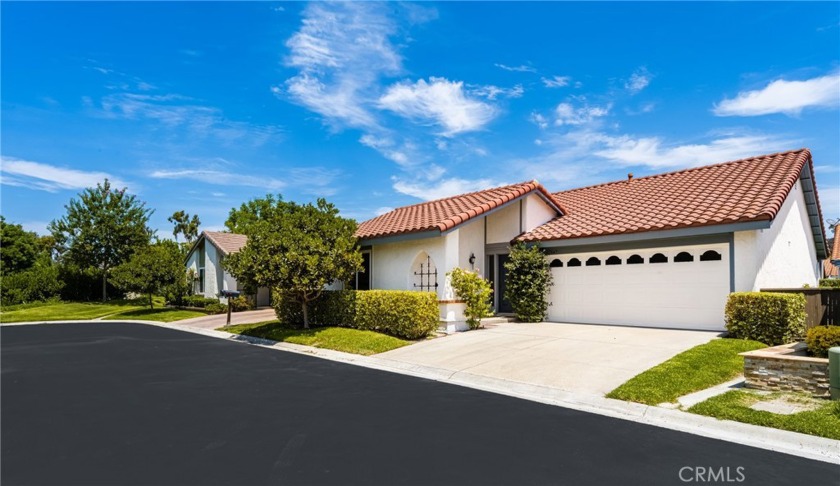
223,196,362,328
48,179,153,301
504,243,552,322
448,267,493,329
168,210,201,244
225,194,279,235
0,217,41,274
110,240,185,309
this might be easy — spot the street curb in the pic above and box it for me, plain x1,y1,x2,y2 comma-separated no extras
4,320,839,464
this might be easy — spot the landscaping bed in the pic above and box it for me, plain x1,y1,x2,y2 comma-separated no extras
220,320,411,356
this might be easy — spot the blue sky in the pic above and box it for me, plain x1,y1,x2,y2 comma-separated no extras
2,1,839,237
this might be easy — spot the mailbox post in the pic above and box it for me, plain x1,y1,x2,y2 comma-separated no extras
219,290,241,327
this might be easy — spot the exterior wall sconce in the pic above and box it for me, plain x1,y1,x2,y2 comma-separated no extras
469,253,476,268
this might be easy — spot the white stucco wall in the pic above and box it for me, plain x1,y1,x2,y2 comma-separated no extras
457,219,486,277
371,236,447,298
523,193,558,232
486,202,521,244
733,179,820,291
204,242,221,299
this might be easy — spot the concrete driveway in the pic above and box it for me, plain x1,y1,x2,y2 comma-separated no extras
377,322,723,396
176,308,276,330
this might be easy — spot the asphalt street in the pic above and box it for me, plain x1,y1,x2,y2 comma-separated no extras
2,322,838,486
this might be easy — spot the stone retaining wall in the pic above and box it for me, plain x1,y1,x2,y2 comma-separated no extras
740,343,830,398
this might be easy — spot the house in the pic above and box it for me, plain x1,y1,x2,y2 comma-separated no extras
185,231,271,306
355,149,827,331
824,226,839,278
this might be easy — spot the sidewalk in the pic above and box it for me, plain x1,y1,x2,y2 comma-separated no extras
176,308,276,330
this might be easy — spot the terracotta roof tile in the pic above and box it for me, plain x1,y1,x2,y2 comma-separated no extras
832,227,840,261
355,181,565,240
203,231,247,255
520,149,820,242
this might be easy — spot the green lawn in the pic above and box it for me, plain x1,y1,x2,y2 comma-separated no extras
689,391,840,440
0,302,145,323
103,308,208,322
606,338,767,405
220,320,410,356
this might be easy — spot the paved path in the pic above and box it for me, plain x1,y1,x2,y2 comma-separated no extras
176,307,276,330
2,322,836,486
378,321,722,395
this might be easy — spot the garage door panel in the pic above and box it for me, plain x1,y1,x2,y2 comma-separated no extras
547,245,729,330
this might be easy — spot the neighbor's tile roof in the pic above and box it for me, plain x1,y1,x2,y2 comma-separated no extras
356,181,565,240
825,227,839,278
519,149,819,242
832,227,840,261
203,231,248,255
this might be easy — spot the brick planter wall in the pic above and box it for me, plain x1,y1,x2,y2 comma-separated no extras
740,343,830,398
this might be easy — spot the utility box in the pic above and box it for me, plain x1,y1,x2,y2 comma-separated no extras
830,347,840,400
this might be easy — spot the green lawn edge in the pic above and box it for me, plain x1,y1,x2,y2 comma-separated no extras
103,308,208,323
689,390,840,440
606,338,767,405
220,320,410,356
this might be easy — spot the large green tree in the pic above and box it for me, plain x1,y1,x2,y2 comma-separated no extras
225,194,279,235
223,196,362,328
168,210,201,244
0,217,41,274
111,240,185,309
48,179,153,301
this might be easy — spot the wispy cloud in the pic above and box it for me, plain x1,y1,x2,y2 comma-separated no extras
625,67,652,94
379,77,497,136
0,156,130,192
392,176,499,201
494,63,537,73
542,75,571,88
149,165,342,196
554,100,611,126
150,169,286,190
468,84,524,100
713,72,840,116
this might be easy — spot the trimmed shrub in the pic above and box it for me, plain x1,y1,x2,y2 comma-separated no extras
205,302,227,314
805,326,840,358
229,295,253,312
448,267,492,329
355,290,438,339
819,278,840,288
504,243,552,322
0,264,62,306
273,290,356,328
724,292,806,345
184,295,219,308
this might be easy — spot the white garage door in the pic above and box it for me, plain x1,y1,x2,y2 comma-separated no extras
546,244,729,330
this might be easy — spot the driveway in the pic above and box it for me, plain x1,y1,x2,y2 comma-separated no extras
378,321,722,396
2,322,835,486
176,307,276,330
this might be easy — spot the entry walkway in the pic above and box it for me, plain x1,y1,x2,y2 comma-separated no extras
177,308,276,330
377,321,722,395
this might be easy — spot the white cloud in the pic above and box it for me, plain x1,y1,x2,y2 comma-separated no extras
379,77,497,135
494,63,537,73
468,84,524,100
542,75,571,88
625,67,652,94
0,156,130,192
529,112,549,129
554,101,611,126
713,72,840,116
150,169,286,190
393,177,499,201
375,206,394,216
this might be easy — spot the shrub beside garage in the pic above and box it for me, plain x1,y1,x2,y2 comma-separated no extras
274,289,439,339
724,292,806,346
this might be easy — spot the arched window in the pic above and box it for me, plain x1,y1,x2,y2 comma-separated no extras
700,250,722,261
674,251,694,262
567,258,582,267
411,252,438,292
586,257,601,266
550,259,563,268
627,254,644,264
605,256,622,265
649,253,668,264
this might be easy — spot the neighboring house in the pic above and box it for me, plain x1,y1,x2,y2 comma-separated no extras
185,231,271,307
355,149,827,331
824,227,839,278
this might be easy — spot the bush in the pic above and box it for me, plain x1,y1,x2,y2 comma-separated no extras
58,264,118,301
183,295,219,308
355,290,439,339
0,264,63,306
724,292,806,345
229,295,253,312
274,290,356,327
819,278,840,288
805,326,840,358
205,302,227,314
504,243,552,322
448,267,492,329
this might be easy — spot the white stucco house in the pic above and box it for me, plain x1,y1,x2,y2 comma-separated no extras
185,231,271,307
354,149,828,332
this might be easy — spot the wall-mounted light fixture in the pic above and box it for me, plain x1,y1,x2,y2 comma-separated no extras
469,252,476,268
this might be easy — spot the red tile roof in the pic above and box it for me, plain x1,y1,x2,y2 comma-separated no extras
355,181,565,241
825,227,839,278
203,231,247,255
519,149,820,242
831,227,840,261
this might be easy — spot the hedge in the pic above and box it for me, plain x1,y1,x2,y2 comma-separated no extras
183,295,220,308
0,265,62,306
805,326,840,358
819,278,840,288
274,289,439,339
724,292,806,345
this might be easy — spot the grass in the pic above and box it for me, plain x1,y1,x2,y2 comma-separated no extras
689,391,840,440
103,308,208,323
606,338,767,405
220,320,411,356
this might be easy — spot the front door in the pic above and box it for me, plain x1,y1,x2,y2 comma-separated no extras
497,254,513,314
